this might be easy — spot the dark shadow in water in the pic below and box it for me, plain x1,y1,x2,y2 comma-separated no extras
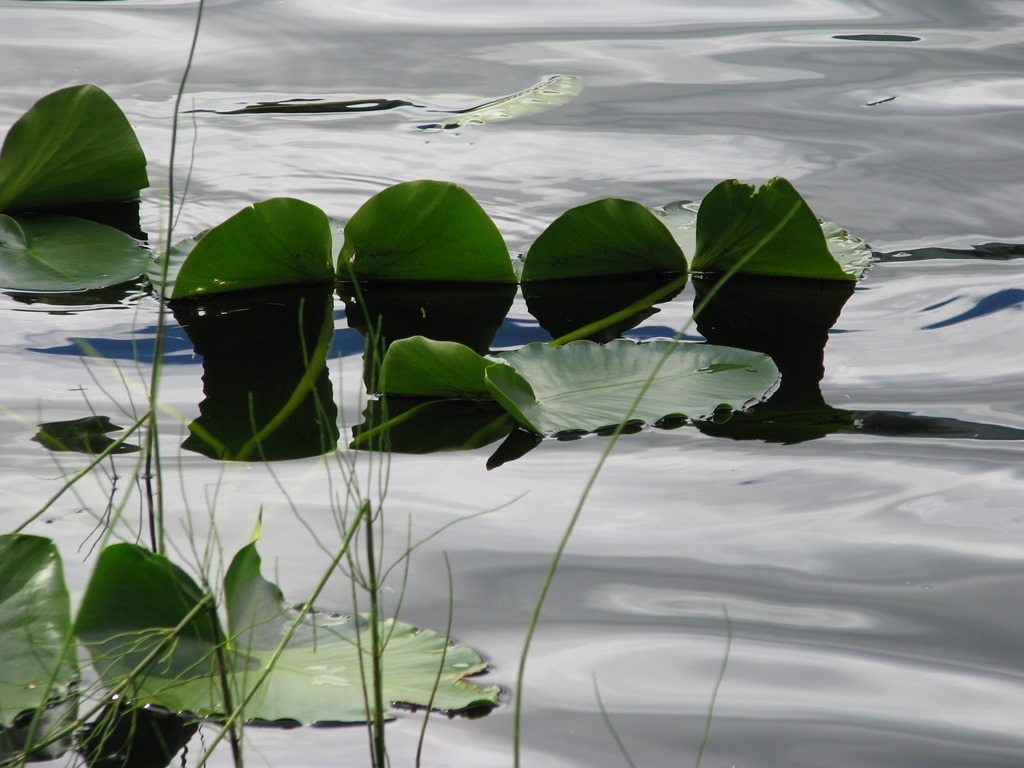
80,703,197,768
338,280,516,391
921,288,1024,329
523,274,685,343
693,273,856,443
342,281,519,460
172,284,339,461
833,33,922,42
875,242,1024,262
693,273,1024,444
25,200,146,241
352,397,517,456
195,97,417,116
6,278,149,312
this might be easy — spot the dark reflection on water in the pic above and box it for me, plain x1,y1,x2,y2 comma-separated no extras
921,288,1024,329
172,285,339,461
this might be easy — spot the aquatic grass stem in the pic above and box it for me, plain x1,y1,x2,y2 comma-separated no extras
511,201,802,767
416,551,454,768
192,502,369,766
143,0,206,554
695,607,732,768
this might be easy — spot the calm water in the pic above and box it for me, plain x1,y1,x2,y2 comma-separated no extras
2,1,1023,766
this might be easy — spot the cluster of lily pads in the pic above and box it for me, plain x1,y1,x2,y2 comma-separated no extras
1,83,875,759
0,84,873,447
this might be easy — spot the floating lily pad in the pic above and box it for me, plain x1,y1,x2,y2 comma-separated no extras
0,213,149,292
338,180,515,283
522,197,686,281
0,535,77,728
419,75,583,131
0,84,148,212
378,336,500,399
692,178,853,281
374,336,779,437
75,542,498,724
169,198,334,299
487,340,780,436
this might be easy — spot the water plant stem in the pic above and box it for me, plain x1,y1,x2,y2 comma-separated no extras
363,500,388,767
143,0,206,554
15,410,149,533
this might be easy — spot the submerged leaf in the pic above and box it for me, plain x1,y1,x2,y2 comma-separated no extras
487,340,779,436
692,178,853,281
0,84,148,211
0,535,77,728
821,219,873,278
33,415,140,455
339,180,515,283
0,213,148,292
419,75,582,131
522,197,686,281
170,198,334,299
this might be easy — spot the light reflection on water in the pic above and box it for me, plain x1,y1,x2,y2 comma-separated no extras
2,0,1024,765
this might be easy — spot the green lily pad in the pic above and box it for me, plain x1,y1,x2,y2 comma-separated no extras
0,213,149,292
0,535,77,728
378,336,502,399
169,198,334,299
338,180,515,283
487,340,780,436
692,177,853,281
522,197,686,281
0,84,148,212
75,542,498,724
224,542,499,722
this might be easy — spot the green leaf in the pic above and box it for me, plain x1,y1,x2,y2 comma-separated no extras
74,543,222,703
378,336,500,398
170,198,334,299
0,84,148,211
338,180,515,283
0,213,149,292
522,197,686,281
692,178,853,281
419,75,583,131
0,535,77,728
223,543,499,722
486,340,780,436
75,543,498,724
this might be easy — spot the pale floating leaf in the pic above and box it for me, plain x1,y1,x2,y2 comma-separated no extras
487,339,779,436
419,75,582,131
